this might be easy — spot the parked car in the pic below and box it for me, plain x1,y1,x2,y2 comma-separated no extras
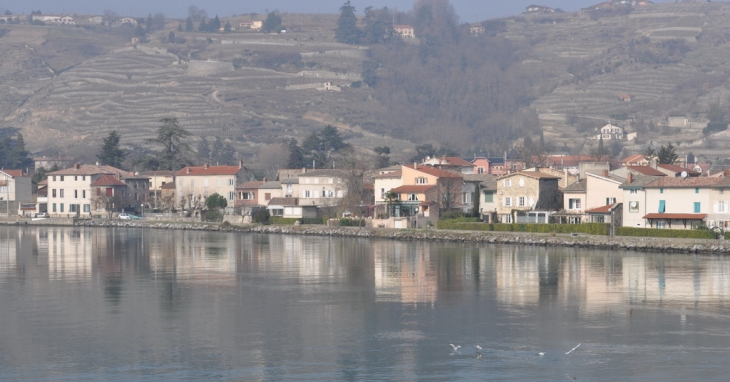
118,213,131,220
35,212,50,218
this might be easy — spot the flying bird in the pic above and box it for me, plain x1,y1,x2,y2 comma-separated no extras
565,343,581,355
450,344,461,352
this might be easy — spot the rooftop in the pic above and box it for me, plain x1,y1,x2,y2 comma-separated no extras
50,164,126,177
391,185,437,193
645,177,723,188
643,213,707,220
562,178,587,192
627,166,666,176
90,174,126,187
176,165,241,176
404,165,463,179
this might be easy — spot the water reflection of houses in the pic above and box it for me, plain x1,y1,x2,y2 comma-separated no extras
494,247,541,306
44,227,95,282
373,241,439,304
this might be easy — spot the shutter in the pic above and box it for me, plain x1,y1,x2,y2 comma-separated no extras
658,200,665,213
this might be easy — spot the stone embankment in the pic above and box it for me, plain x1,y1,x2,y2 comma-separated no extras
62,219,730,255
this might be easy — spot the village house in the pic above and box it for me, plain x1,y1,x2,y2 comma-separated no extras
612,165,666,179
295,169,348,216
525,5,556,13
143,170,175,208
465,174,498,222
123,174,151,209
266,197,317,219
619,94,632,102
46,164,132,218
470,23,485,36
620,154,649,167
655,163,701,178
495,170,562,223
34,156,74,170
112,17,138,27
373,164,462,219
394,25,415,38
175,163,248,211
544,155,596,175
706,177,730,231
421,156,475,174
374,170,403,205
470,155,525,176
599,123,624,140
0,170,32,202
621,175,719,229
560,178,587,224
236,180,282,208
89,16,105,25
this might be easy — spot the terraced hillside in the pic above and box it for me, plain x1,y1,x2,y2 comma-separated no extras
5,3,730,163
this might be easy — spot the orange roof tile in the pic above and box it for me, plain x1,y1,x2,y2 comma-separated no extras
176,165,241,176
404,165,463,178
585,203,619,214
391,185,437,193
0,169,24,177
91,174,126,187
646,177,722,188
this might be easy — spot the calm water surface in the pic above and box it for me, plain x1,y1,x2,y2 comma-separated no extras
0,226,729,381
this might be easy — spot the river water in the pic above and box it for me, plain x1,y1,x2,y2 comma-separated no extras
0,226,729,381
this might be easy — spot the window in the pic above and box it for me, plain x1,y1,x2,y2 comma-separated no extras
83,204,90,213
504,179,512,187
52,176,56,182
695,188,700,194
74,190,78,199
569,198,581,210
60,189,64,198
228,179,234,186
381,188,385,199
304,190,311,198
606,197,616,205
328,190,335,198
228,192,235,201
416,177,428,184
83,176,86,181
265,193,271,201
630,189,638,194
60,204,64,213
329,178,334,184
694,202,701,213
408,193,418,201
337,190,343,198
518,196,526,207
660,188,664,194
715,201,728,213
656,220,667,229
242,192,254,200
74,176,77,181
658,200,666,213
286,184,293,194
190,180,195,187
502,214,513,223
304,179,310,184
503,197,512,207
52,189,57,198
463,192,471,204
82,190,86,199
204,179,209,188
52,203,56,213
478,167,484,174
314,178,319,184
217,179,222,187
484,192,493,203
60,176,64,181
69,204,78,213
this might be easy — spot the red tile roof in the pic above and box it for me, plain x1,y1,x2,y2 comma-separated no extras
161,182,176,190
391,185,437,193
50,164,127,176
627,166,666,176
645,177,722,188
546,155,595,167
91,174,126,187
237,181,265,189
643,213,707,220
1,170,24,177
585,203,619,214
442,156,474,166
176,165,241,176
374,170,402,179
621,154,646,164
404,165,463,178
657,163,701,175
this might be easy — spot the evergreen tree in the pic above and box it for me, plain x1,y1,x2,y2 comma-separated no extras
657,143,678,164
302,125,350,168
146,118,192,170
210,15,221,31
335,1,360,44
374,146,390,168
178,22,183,32
97,130,126,168
211,137,224,164
146,13,153,32
224,21,231,33
362,6,393,44
262,11,282,33
185,17,194,31
168,31,176,43
198,19,208,32
287,138,305,168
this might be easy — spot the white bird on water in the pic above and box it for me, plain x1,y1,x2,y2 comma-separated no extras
450,344,461,353
474,345,482,352
538,352,546,356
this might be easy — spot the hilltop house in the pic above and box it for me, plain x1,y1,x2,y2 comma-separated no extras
470,23,485,36
621,154,649,167
112,17,138,27
525,5,556,13
394,25,415,38
599,123,624,140
421,156,475,174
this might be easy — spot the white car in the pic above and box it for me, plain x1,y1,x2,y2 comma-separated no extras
118,213,131,220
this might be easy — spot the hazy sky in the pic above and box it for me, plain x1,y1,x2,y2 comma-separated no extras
3,0,677,22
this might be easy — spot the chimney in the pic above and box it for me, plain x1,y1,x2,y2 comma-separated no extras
74,163,80,170
627,172,633,184
239,160,243,169
301,167,306,174
650,157,657,169
204,163,210,169
602,169,609,177
414,162,418,170
564,168,569,188
186,167,191,174
263,177,267,183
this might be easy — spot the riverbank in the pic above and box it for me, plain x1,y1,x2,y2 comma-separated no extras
2,218,728,254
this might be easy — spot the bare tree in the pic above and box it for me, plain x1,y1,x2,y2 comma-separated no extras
438,177,462,213
256,143,289,180
91,189,128,219
337,150,377,216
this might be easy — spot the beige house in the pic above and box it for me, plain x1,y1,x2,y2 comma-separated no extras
296,170,347,212
175,164,247,210
465,174,498,222
374,170,403,205
496,171,562,223
47,164,130,217
561,178,587,224
586,171,625,211
266,197,317,219
621,175,719,229
707,177,730,231
0,170,32,202
394,25,415,38
599,123,624,140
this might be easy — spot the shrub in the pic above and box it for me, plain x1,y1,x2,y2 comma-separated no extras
440,211,465,220
253,209,270,224
205,211,223,222
617,227,716,239
271,217,299,225
301,217,326,225
339,218,365,227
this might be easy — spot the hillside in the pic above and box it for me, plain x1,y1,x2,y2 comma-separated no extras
2,2,730,164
